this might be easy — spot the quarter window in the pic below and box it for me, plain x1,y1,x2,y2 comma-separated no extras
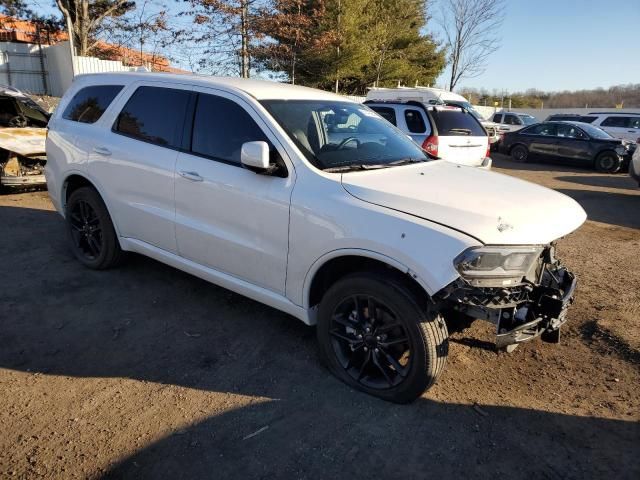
369,107,397,126
404,109,426,133
62,85,123,123
114,86,191,148
191,93,269,165
601,116,629,128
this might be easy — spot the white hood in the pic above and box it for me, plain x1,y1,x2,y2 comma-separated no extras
341,161,587,245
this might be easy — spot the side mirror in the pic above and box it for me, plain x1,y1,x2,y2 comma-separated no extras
241,141,270,171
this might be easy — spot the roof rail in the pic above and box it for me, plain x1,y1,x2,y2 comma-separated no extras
588,111,640,115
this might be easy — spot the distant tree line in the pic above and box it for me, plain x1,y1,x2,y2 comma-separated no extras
459,84,640,109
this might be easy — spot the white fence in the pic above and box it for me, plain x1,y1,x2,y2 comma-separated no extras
0,41,138,97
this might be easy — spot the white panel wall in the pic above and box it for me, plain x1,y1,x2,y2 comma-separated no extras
0,41,49,94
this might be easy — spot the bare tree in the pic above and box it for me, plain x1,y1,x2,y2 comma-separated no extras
438,0,504,91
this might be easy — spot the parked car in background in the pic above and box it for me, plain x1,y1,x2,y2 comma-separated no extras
365,100,491,168
46,72,586,403
492,112,538,133
0,85,50,191
366,87,500,145
500,121,633,173
630,141,640,187
583,112,640,143
544,113,598,123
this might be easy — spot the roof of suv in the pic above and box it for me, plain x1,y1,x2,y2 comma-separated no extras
588,112,640,115
73,72,346,102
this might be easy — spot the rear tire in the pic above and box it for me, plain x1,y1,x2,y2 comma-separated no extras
594,151,621,173
510,144,528,163
317,273,448,403
65,187,124,269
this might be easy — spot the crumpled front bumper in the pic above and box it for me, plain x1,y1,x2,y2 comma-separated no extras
437,259,577,348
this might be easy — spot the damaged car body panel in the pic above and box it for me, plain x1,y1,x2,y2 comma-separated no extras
436,245,577,348
0,127,47,187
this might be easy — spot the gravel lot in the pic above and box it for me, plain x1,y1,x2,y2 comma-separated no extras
1,154,638,479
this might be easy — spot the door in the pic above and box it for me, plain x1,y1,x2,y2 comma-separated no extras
174,90,294,294
525,123,558,159
90,83,193,253
555,124,592,163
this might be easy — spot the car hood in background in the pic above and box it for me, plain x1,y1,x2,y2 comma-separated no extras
341,161,587,245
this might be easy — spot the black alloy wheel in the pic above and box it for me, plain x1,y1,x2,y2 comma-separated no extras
329,294,411,390
65,186,124,269
510,144,528,162
594,152,621,173
68,198,102,260
317,273,449,403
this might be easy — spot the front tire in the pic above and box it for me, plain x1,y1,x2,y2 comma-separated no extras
317,273,448,403
510,144,528,163
594,151,621,173
65,186,123,269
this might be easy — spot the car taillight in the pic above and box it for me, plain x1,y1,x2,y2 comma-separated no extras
485,138,490,158
422,135,438,157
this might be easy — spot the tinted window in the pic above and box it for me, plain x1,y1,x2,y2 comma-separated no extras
404,109,426,133
191,93,269,165
578,116,597,124
577,123,612,139
492,113,502,122
557,124,586,139
369,106,397,126
629,117,640,129
63,85,123,123
504,114,521,126
431,109,485,136
115,86,191,148
527,124,557,136
601,116,629,127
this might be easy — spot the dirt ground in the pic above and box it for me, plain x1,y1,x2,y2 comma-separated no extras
0,154,638,479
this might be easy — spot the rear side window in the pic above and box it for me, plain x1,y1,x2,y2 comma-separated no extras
404,109,427,133
62,85,123,123
114,86,191,148
492,113,502,122
431,110,485,136
504,114,521,126
578,116,597,124
527,124,557,136
601,116,629,127
369,106,397,126
191,93,269,165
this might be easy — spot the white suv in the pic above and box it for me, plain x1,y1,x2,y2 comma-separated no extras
583,112,640,143
46,73,586,403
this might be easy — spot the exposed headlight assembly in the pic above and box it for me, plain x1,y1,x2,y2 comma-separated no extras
454,246,544,287
615,145,626,155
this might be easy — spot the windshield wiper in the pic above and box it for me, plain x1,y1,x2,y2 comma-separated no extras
387,157,426,166
448,128,472,135
324,163,393,173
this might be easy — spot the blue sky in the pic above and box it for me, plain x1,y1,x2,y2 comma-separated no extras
431,0,640,92
25,0,640,92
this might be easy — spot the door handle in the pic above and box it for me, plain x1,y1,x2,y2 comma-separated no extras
179,170,203,182
93,146,112,156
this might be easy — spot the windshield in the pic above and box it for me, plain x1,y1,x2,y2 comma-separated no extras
519,114,537,126
448,100,485,121
261,100,428,171
577,122,613,139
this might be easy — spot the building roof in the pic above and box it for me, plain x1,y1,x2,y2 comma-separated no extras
74,72,348,101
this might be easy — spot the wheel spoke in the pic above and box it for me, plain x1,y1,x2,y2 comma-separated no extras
366,296,376,322
357,350,372,380
376,322,402,333
330,329,359,345
379,337,409,348
87,235,100,256
332,313,355,328
372,350,394,386
379,347,409,378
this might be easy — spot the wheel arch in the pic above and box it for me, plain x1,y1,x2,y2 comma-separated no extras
303,250,433,314
61,172,122,238
508,142,528,154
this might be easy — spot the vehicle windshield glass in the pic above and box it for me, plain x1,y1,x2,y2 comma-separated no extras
261,100,428,171
451,101,485,121
519,115,537,125
577,122,613,139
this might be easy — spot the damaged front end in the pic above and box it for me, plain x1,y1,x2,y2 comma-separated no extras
436,245,577,349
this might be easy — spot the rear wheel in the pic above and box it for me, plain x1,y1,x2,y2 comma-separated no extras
510,144,528,162
65,187,123,269
317,273,448,403
594,151,621,173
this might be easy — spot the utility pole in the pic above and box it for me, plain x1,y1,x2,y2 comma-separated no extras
334,0,341,93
